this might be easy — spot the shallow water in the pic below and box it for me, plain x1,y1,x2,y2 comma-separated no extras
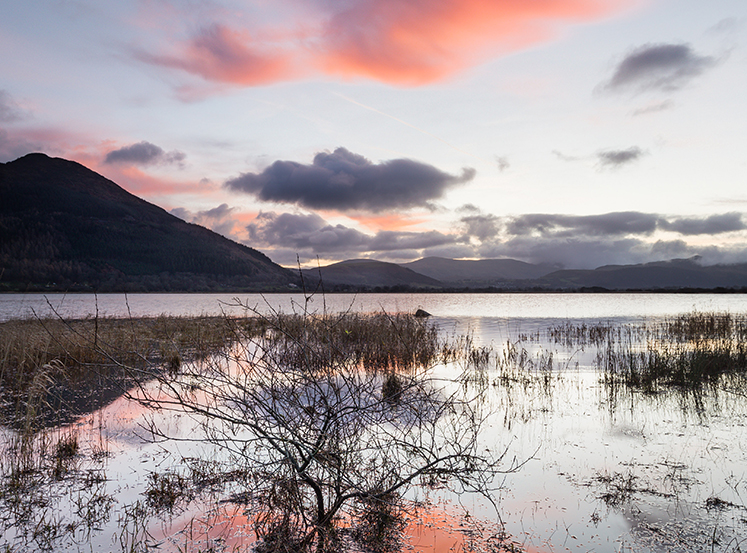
2,293,747,552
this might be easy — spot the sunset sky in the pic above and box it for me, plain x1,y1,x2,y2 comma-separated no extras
1,0,746,268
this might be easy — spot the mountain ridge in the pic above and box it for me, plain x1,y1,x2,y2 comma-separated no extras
399,256,557,286
298,256,747,291
0,153,298,292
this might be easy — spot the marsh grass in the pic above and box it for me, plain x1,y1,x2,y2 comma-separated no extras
597,313,747,394
0,315,252,428
548,312,747,394
0,314,254,552
252,310,442,373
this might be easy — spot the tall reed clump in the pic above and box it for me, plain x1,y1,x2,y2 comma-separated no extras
252,311,442,373
597,312,747,393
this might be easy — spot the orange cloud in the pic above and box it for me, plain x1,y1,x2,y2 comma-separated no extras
346,212,429,232
322,0,624,84
140,0,629,87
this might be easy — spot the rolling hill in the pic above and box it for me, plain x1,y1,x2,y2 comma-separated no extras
538,258,747,290
0,153,298,292
399,256,556,287
301,259,442,290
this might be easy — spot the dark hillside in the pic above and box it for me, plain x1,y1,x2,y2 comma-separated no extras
0,153,298,292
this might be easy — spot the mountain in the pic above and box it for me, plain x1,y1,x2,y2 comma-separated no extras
301,259,442,290
303,256,747,292
538,257,747,290
399,256,555,287
0,153,298,292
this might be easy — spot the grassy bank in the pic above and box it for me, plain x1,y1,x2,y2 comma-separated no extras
0,315,253,428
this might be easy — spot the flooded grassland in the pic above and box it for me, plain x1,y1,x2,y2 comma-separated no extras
1,300,746,553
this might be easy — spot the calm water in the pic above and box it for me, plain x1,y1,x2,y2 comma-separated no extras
5,292,747,348
5,291,747,351
4,292,747,321
2,292,747,552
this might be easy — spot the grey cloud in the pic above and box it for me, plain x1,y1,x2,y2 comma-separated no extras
707,17,743,35
650,240,747,266
105,141,186,166
649,239,692,260
479,235,747,270
552,147,645,167
503,211,747,239
248,212,371,252
171,207,190,220
461,214,500,241
597,147,644,168
374,250,423,262
226,147,475,212
631,100,674,116
604,43,717,93
479,237,652,269
368,230,457,251
495,156,509,172
171,203,238,237
417,244,476,260
0,129,45,163
506,212,660,238
692,246,747,266
552,150,581,162
0,90,26,123
247,211,460,255
660,213,746,235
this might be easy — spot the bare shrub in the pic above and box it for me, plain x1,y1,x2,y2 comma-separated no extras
132,300,509,553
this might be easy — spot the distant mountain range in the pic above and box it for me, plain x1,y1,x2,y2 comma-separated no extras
400,257,556,285
537,258,747,290
303,256,747,292
4,153,747,293
0,153,298,292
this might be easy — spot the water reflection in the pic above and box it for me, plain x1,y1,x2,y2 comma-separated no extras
2,302,747,552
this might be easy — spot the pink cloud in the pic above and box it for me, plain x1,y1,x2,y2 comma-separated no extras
138,0,629,87
136,23,300,86
321,0,625,84
88,163,215,199
0,126,89,162
0,127,209,201
346,212,429,232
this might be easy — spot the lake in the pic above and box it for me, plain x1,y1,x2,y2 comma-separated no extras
2,292,747,552
5,292,747,348
4,291,747,322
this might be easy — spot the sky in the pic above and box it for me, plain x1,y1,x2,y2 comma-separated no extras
1,0,746,269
